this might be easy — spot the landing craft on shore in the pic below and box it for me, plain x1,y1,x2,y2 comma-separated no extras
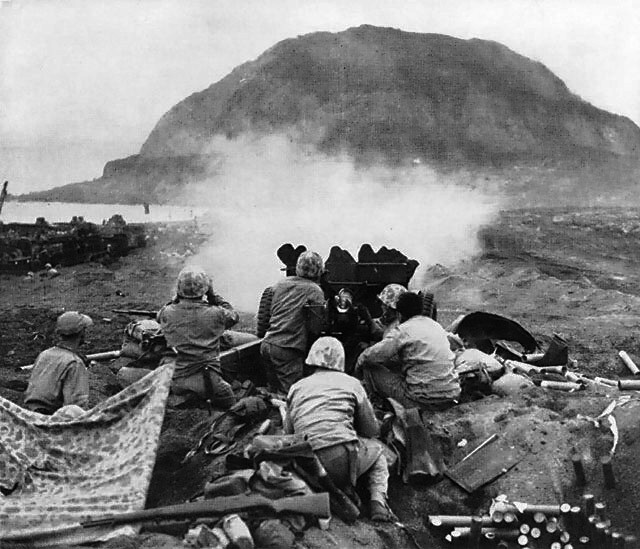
0,213,147,273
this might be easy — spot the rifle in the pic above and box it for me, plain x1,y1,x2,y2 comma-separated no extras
81,493,331,528
112,309,158,317
20,350,121,371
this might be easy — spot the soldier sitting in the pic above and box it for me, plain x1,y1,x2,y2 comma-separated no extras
24,311,93,415
157,266,255,409
356,292,460,411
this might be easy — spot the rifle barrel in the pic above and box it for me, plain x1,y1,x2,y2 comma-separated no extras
82,493,330,528
112,309,158,317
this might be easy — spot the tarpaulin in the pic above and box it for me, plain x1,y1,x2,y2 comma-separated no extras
0,361,174,546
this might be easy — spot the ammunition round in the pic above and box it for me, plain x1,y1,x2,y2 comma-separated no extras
594,502,607,521
520,523,531,534
610,531,624,549
504,512,517,524
581,494,595,517
533,512,546,524
546,518,559,533
571,455,586,486
517,534,529,546
530,527,541,539
492,511,504,524
602,456,617,489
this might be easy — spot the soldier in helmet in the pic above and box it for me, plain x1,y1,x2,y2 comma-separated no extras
24,311,93,414
260,251,326,393
370,283,408,341
156,266,244,409
285,337,392,521
356,292,460,411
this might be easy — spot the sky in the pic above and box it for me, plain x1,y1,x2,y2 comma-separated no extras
1,0,639,193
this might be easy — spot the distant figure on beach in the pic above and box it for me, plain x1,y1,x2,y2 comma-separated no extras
144,202,150,215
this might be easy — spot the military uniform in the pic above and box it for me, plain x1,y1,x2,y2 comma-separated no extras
261,251,325,393
285,337,390,519
157,267,241,409
357,315,460,410
24,312,93,415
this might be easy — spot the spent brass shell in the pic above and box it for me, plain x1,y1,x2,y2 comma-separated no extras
517,534,529,546
533,512,546,524
594,502,607,521
602,455,616,489
504,512,517,524
611,531,624,549
546,518,559,534
530,527,541,539
572,454,587,486
582,494,595,517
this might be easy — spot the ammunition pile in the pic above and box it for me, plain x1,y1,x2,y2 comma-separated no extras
427,495,637,548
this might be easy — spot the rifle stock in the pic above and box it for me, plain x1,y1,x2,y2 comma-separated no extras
81,493,330,528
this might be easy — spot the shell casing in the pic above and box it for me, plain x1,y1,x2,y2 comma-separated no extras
572,455,587,486
595,501,607,521
533,512,546,524
428,515,494,528
611,531,625,549
546,518,559,534
581,494,595,517
618,379,640,390
618,350,639,375
468,515,482,549
602,455,617,489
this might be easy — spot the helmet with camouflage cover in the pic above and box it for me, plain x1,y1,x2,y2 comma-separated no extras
295,251,324,280
56,311,93,336
305,336,345,372
377,283,408,310
176,266,210,298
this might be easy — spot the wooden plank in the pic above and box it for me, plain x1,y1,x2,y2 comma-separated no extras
445,435,521,493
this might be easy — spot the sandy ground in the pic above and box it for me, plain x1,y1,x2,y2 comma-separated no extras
3,209,640,548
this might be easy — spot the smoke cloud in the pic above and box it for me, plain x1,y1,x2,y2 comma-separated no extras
182,134,501,312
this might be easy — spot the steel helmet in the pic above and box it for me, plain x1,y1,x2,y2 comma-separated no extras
305,336,345,372
176,266,210,298
295,251,324,280
56,311,93,336
377,283,407,310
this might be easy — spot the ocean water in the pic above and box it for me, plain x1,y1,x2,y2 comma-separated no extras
0,201,209,224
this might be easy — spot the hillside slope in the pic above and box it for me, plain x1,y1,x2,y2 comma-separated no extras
24,25,640,203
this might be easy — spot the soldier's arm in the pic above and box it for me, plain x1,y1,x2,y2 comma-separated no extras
61,360,90,409
356,331,402,371
354,384,380,438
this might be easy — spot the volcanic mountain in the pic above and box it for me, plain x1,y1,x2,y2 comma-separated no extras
25,25,640,203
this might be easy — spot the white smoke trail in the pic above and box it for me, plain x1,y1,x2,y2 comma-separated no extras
182,134,501,312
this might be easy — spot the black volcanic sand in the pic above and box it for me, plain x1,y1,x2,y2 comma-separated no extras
3,210,640,548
